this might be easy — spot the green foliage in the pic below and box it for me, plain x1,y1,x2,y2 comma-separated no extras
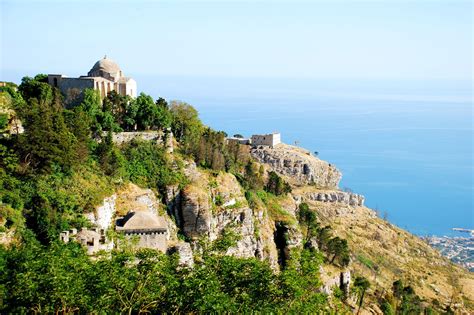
0,114,7,131
241,160,264,190
23,165,113,242
0,204,24,231
327,236,350,267
18,74,51,104
378,279,431,314
78,88,105,135
265,171,291,196
210,227,242,252
170,100,203,150
296,205,351,268
357,254,374,269
380,301,395,315
353,276,371,313
214,194,224,206
297,202,319,243
122,139,185,191
278,249,327,312
0,241,331,313
95,131,127,178
16,87,79,172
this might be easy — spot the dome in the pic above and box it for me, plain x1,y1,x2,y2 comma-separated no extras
117,211,167,231
88,55,121,77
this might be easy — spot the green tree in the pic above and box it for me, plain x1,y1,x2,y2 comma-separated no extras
265,171,291,196
154,97,172,129
327,236,350,266
17,88,78,172
122,139,184,191
297,202,319,244
135,92,157,130
18,74,51,104
79,88,103,136
170,101,203,152
353,276,370,314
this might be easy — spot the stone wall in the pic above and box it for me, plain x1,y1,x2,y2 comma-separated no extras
122,230,167,252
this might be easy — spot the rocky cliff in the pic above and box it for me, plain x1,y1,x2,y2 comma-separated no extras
251,143,341,188
174,166,280,265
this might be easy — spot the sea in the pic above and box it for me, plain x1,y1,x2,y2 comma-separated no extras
137,75,472,237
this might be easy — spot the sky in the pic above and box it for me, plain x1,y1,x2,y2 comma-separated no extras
1,0,472,83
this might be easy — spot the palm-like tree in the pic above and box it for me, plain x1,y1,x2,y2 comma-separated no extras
353,276,370,314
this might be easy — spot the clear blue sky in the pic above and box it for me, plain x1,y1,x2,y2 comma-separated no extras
1,0,472,82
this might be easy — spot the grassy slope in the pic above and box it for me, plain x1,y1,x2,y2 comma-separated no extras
293,186,474,311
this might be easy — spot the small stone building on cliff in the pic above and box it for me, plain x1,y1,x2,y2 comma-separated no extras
47,56,137,101
251,132,281,147
60,228,113,255
116,211,168,252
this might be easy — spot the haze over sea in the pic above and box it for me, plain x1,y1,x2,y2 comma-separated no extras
139,75,473,237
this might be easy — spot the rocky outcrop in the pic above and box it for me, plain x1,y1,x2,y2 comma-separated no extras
251,143,341,188
303,190,364,207
85,194,117,230
180,186,212,239
179,194,267,260
168,242,194,268
0,92,24,138
111,131,162,145
177,169,279,263
320,267,351,296
99,129,174,153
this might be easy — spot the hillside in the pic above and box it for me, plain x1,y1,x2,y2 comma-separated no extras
0,77,472,314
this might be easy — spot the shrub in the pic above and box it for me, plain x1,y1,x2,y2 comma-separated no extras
265,171,291,196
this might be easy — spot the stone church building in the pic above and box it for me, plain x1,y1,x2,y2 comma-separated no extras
48,56,137,100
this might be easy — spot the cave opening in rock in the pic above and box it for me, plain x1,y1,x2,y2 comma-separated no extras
274,222,288,268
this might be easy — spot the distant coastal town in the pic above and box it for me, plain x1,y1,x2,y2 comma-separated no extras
424,230,474,272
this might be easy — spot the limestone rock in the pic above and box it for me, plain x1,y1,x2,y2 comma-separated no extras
250,143,341,188
319,266,351,296
180,185,212,239
304,190,364,207
85,194,117,230
178,169,278,262
168,242,194,268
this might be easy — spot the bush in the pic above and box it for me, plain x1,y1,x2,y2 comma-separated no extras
265,171,291,196
122,139,185,192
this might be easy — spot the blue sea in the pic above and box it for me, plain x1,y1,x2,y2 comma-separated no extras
138,76,473,237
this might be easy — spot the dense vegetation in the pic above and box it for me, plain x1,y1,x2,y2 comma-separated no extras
0,232,336,314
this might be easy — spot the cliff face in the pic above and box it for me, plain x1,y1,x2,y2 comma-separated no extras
175,167,279,265
250,143,341,188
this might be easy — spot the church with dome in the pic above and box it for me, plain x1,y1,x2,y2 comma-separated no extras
47,56,137,101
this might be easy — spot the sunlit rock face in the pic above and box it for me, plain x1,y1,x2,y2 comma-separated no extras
250,143,342,188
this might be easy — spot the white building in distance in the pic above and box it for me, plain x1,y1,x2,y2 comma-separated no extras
48,56,137,101
251,132,281,147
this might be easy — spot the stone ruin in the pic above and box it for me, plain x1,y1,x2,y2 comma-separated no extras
60,228,113,255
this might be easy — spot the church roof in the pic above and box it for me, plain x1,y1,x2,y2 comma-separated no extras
89,56,121,75
117,211,167,232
